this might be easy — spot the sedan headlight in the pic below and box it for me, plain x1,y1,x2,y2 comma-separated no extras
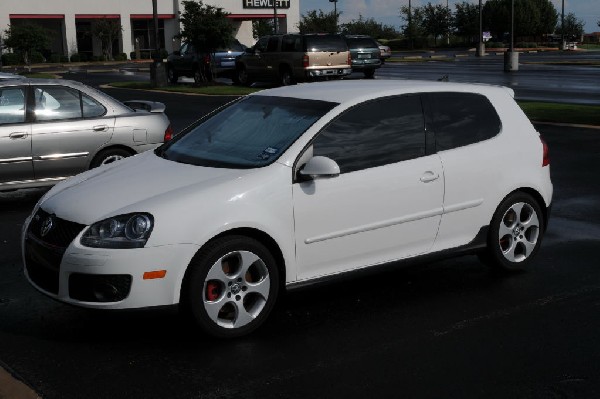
81,213,154,249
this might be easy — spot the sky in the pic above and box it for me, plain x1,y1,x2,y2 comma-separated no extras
299,0,600,34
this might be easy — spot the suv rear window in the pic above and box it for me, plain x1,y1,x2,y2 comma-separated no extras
305,35,347,52
345,37,378,49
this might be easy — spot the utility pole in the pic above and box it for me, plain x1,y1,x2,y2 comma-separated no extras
273,0,278,34
408,0,413,50
329,0,338,33
476,0,485,56
150,0,167,87
503,0,518,71
561,0,565,50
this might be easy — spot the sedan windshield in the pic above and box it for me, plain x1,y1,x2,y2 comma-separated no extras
159,96,337,168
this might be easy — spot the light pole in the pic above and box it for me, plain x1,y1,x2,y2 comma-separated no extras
273,0,278,34
561,0,565,50
503,0,518,71
476,0,485,56
150,0,166,87
329,0,338,32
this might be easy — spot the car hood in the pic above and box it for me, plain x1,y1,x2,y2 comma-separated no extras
39,151,254,225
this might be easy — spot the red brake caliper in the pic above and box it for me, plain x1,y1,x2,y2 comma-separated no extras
206,282,220,301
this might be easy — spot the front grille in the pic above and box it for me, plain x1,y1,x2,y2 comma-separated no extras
25,208,86,294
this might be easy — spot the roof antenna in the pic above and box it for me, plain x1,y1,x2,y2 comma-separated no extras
438,74,449,82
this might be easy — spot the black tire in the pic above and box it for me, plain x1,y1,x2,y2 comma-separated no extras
280,67,295,86
236,65,253,87
193,67,206,84
364,69,375,79
90,148,132,169
480,192,545,271
167,65,178,84
182,235,280,338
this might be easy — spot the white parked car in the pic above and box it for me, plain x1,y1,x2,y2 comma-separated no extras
22,80,552,338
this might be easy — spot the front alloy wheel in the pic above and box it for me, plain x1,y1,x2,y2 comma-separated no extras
184,236,279,338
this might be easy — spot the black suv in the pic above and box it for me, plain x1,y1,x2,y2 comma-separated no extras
344,35,382,78
234,33,352,86
166,40,245,83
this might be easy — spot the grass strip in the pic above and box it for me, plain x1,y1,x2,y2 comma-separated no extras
108,81,261,95
18,72,57,79
518,101,600,126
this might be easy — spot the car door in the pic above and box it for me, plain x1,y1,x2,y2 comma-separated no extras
30,85,115,180
244,37,271,80
292,94,444,281
0,85,33,187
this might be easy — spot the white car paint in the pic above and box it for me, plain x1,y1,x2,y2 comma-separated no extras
22,80,552,318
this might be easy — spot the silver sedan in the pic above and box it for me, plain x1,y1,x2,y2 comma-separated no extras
0,78,172,191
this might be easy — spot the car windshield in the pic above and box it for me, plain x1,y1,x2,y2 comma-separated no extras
158,96,337,168
305,35,347,52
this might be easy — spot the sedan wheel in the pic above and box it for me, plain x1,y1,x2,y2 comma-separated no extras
90,148,131,169
481,192,545,271
167,66,178,84
184,236,279,338
237,66,252,87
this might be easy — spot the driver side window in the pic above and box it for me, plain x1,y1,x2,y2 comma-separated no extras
312,94,426,174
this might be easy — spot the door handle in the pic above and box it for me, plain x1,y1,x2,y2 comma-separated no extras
93,125,109,132
420,171,440,183
9,132,28,139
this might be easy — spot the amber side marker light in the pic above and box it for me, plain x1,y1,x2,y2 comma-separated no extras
143,270,167,280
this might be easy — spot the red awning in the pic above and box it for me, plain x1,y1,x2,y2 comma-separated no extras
10,14,64,19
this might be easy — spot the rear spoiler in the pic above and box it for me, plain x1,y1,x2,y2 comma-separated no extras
123,100,166,113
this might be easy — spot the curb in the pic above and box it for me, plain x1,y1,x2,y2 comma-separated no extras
0,365,39,399
532,121,600,130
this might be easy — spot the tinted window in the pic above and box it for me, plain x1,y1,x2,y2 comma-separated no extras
345,37,378,49
34,86,82,121
282,35,301,52
312,95,426,174
255,37,269,52
425,92,501,151
82,93,106,118
160,96,337,169
305,35,347,52
266,37,279,52
0,87,26,124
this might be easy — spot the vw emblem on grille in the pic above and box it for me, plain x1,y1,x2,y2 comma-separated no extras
40,216,54,237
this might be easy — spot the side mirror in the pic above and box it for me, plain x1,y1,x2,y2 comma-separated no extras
298,156,340,181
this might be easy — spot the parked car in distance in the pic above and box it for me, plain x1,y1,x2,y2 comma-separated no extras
166,40,246,83
344,35,382,78
235,33,352,86
377,41,392,62
22,80,552,338
1,78,172,191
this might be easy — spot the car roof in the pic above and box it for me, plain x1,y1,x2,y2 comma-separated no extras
252,80,514,105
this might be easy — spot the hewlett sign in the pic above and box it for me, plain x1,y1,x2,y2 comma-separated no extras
244,0,291,9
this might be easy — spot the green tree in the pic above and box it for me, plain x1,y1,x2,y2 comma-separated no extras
421,3,452,46
179,0,233,54
556,13,585,40
252,19,274,39
3,23,50,68
340,14,397,39
400,5,425,48
297,9,339,34
92,19,122,61
483,0,557,40
453,2,479,43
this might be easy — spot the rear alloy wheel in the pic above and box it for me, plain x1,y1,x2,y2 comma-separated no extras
237,66,252,87
193,68,206,84
364,69,375,79
184,236,279,338
280,68,295,86
481,192,545,271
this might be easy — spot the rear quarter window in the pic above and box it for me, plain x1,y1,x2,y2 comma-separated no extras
425,92,501,151
345,37,378,49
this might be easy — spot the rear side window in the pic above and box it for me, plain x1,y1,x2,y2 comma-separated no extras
282,35,302,52
312,94,426,174
304,35,347,52
425,92,501,151
266,37,279,52
0,87,26,124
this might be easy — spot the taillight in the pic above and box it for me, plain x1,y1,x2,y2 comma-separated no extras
541,137,549,166
302,54,309,68
164,125,174,142
347,52,351,65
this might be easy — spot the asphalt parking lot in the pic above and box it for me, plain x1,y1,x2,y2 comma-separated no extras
1,54,600,397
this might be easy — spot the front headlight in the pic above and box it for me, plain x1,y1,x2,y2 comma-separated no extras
81,213,154,249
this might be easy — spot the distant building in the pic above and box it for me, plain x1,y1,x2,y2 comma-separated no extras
0,0,299,59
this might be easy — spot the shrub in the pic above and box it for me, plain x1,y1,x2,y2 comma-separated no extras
1,53,21,65
50,54,62,63
70,53,80,62
486,41,505,48
60,55,69,62
30,51,45,64
517,42,538,48
113,53,128,61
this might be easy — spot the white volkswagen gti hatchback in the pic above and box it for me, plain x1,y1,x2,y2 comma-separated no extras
22,80,552,337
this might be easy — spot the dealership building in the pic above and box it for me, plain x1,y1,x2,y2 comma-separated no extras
0,0,299,58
